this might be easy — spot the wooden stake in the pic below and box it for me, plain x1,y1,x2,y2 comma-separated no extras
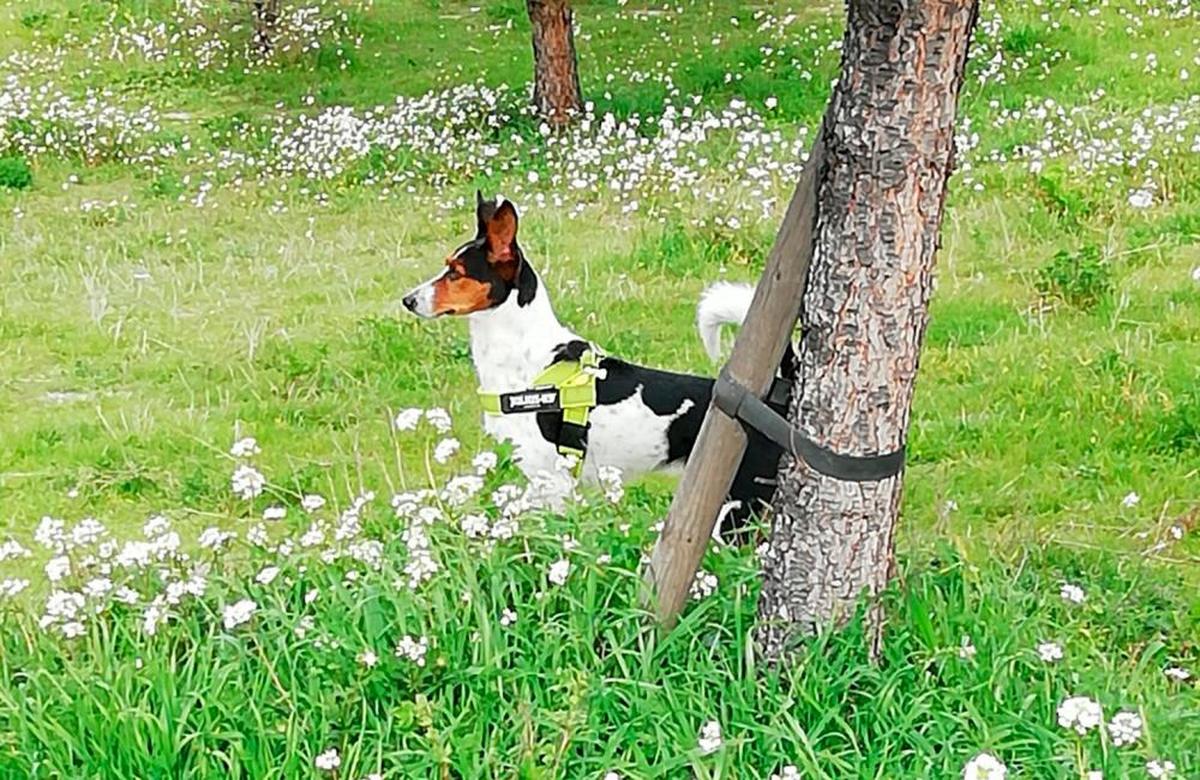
645,123,827,628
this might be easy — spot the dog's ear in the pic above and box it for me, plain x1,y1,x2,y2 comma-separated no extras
484,198,518,262
474,190,488,237
515,251,537,307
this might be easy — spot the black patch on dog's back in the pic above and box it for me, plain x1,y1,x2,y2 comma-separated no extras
541,339,794,539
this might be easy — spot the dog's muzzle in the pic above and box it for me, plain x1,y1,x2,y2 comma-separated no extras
402,280,438,318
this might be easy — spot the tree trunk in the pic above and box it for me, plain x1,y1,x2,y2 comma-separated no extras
757,0,979,659
526,0,583,125
252,0,281,54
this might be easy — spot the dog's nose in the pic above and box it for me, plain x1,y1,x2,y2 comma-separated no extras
402,293,417,312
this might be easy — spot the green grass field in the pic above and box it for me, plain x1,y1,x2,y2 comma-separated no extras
0,0,1198,777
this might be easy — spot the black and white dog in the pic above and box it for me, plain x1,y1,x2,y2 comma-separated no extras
403,193,791,533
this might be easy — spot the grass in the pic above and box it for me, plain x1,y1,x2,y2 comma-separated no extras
0,0,1198,777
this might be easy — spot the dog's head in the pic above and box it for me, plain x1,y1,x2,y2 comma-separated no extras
403,191,537,318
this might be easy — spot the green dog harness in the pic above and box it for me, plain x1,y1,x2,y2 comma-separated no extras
477,347,604,470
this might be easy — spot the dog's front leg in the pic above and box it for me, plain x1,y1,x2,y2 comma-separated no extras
518,448,580,512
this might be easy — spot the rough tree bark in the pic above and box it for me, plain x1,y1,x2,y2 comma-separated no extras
526,0,584,125
757,0,979,659
252,0,281,54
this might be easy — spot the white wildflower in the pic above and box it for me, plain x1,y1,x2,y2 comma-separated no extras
41,590,85,627
959,635,978,660
34,516,67,553
44,555,71,582
143,515,170,538
315,748,341,772
473,451,498,474
1146,759,1176,778
425,407,452,433
230,437,261,457
60,621,87,639
141,603,168,636
597,465,624,503
83,577,112,600
1060,583,1086,605
301,494,326,513
1057,695,1103,734
184,573,207,599
0,579,31,598
416,506,443,525
962,752,1006,780
1128,189,1153,209
198,527,235,551
231,464,265,499
71,518,107,546
1037,642,1064,663
391,491,422,518
255,566,280,585
1121,491,1141,508
403,547,439,589
113,586,140,604
395,634,429,666
0,540,31,561
433,437,460,464
461,514,490,539
358,649,379,668
247,523,269,547
263,505,287,521
442,475,483,506
348,540,385,570
548,558,571,586
1163,667,1191,682
500,607,517,627
300,521,327,548
697,719,723,755
1107,710,1142,747
490,515,518,541
690,570,718,600
393,407,422,431
222,599,257,630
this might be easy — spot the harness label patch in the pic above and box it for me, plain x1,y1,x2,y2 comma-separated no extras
500,388,561,414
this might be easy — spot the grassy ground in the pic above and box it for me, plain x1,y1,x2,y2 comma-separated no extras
0,0,1198,777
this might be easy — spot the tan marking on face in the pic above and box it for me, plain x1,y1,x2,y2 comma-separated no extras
431,271,493,316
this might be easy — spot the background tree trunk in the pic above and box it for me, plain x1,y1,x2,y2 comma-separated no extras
252,0,281,54
758,0,979,659
526,0,583,125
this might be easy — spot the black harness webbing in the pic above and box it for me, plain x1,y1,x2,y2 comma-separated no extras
714,368,906,482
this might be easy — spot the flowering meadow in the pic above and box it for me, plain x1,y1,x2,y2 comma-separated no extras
1,0,1199,777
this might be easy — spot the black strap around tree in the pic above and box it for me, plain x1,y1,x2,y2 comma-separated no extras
713,368,906,482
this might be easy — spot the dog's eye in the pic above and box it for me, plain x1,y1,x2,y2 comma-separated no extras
445,268,461,280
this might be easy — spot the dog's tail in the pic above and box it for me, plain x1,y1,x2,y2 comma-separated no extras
696,282,755,361
696,281,800,383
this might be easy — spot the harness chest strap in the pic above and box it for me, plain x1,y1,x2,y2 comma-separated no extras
477,348,603,465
